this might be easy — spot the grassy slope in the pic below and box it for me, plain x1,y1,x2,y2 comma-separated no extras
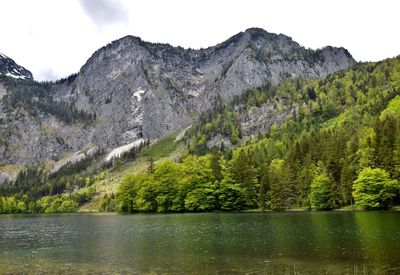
77,133,187,212
79,58,400,212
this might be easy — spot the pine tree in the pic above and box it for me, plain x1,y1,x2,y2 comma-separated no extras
267,159,287,210
375,116,397,174
147,157,155,174
231,149,258,208
210,148,222,182
258,165,269,209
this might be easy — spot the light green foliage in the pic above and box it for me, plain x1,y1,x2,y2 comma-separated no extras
116,154,247,213
141,134,178,160
0,196,19,214
117,173,147,212
38,196,78,213
186,105,243,154
309,171,333,209
59,200,79,213
380,96,400,120
0,194,79,214
267,159,287,210
353,167,399,209
153,160,182,212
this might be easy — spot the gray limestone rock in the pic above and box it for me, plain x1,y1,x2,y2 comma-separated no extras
0,28,356,169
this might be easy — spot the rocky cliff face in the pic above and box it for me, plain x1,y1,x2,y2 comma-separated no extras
0,28,356,173
0,53,33,80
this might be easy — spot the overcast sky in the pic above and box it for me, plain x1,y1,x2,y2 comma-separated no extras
1,0,399,81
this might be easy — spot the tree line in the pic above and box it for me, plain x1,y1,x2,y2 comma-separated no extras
117,115,400,213
0,140,150,214
2,57,400,214
1,76,95,124
117,57,400,212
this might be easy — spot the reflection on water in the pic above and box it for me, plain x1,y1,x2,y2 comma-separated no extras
0,212,399,274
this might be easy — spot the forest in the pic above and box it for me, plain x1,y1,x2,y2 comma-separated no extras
1,57,400,214
0,76,95,123
0,141,148,214
117,57,400,212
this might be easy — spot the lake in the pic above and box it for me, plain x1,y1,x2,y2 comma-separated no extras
0,212,399,274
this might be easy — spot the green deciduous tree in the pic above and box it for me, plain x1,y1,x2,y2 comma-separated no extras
218,176,245,210
309,172,333,210
353,167,399,209
116,174,141,213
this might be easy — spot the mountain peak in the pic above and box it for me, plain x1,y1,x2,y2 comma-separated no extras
0,28,356,167
0,52,33,80
244,27,292,40
244,27,271,36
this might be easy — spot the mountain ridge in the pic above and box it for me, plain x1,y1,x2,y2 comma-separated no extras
0,52,33,80
0,27,356,180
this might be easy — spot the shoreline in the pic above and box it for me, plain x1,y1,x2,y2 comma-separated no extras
1,206,400,216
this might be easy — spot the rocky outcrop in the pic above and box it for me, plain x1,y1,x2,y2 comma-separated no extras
0,27,356,168
240,103,294,137
0,53,33,80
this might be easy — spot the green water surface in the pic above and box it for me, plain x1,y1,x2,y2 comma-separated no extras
0,212,399,274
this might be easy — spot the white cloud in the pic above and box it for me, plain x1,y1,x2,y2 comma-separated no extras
0,0,399,81
78,0,129,29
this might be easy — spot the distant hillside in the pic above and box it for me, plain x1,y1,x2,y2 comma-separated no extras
1,56,399,214
0,27,355,174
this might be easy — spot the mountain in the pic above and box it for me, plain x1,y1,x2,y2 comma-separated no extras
0,28,355,180
0,52,33,80
2,56,398,213
58,28,354,141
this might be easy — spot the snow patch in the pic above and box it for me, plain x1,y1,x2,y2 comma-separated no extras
5,72,27,79
105,138,145,162
133,89,145,102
